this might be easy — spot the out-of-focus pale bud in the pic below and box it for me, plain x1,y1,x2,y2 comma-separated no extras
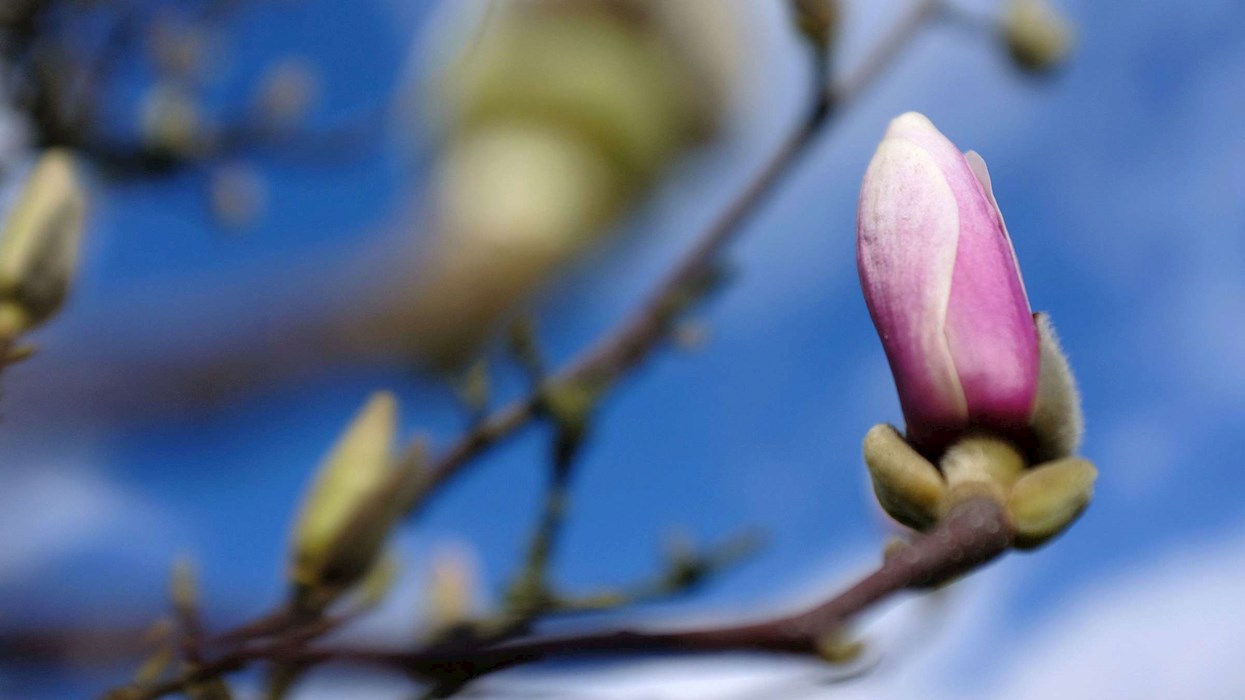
170,557,198,612
412,122,628,361
209,162,267,230
1007,456,1096,549
410,0,747,366
858,112,1039,458
0,149,87,336
1001,0,1074,74
254,58,319,131
141,84,210,158
148,17,213,80
290,392,411,609
863,424,946,531
423,543,479,635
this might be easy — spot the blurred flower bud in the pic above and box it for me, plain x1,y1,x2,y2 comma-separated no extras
0,148,87,335
1007,456,1096,549
409,0,747,365
1001,0,1074,74
170,557,199,612
148,16,213,81
254,58,320,132
141,84,210,158
209,162,267,230
423,543,479,635
290,392,413,609
858,112,1039,458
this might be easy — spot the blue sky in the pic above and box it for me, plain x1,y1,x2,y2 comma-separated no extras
3,0,1245,698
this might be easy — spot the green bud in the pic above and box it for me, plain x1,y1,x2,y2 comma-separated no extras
863,424,947,531
290,392,398,600
1007,457,1096,549
1002,0,1074,74
815,631,864,664
0,149,87,334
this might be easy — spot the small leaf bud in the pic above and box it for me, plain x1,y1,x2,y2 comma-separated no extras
863,424,947,531
1007,457,1096,549
1002,0,1074,74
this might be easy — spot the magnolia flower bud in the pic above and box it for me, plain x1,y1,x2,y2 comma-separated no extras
858,112,1039,458
857,114,1092,547
290,392,423,609
0,149,87,335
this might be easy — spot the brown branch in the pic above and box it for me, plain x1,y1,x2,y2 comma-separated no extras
275,498,1012,689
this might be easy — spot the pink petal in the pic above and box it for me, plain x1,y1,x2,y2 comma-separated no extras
858,128,968,437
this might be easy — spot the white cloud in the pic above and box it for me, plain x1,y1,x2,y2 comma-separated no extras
981,527,1245,700
0,466,175,582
